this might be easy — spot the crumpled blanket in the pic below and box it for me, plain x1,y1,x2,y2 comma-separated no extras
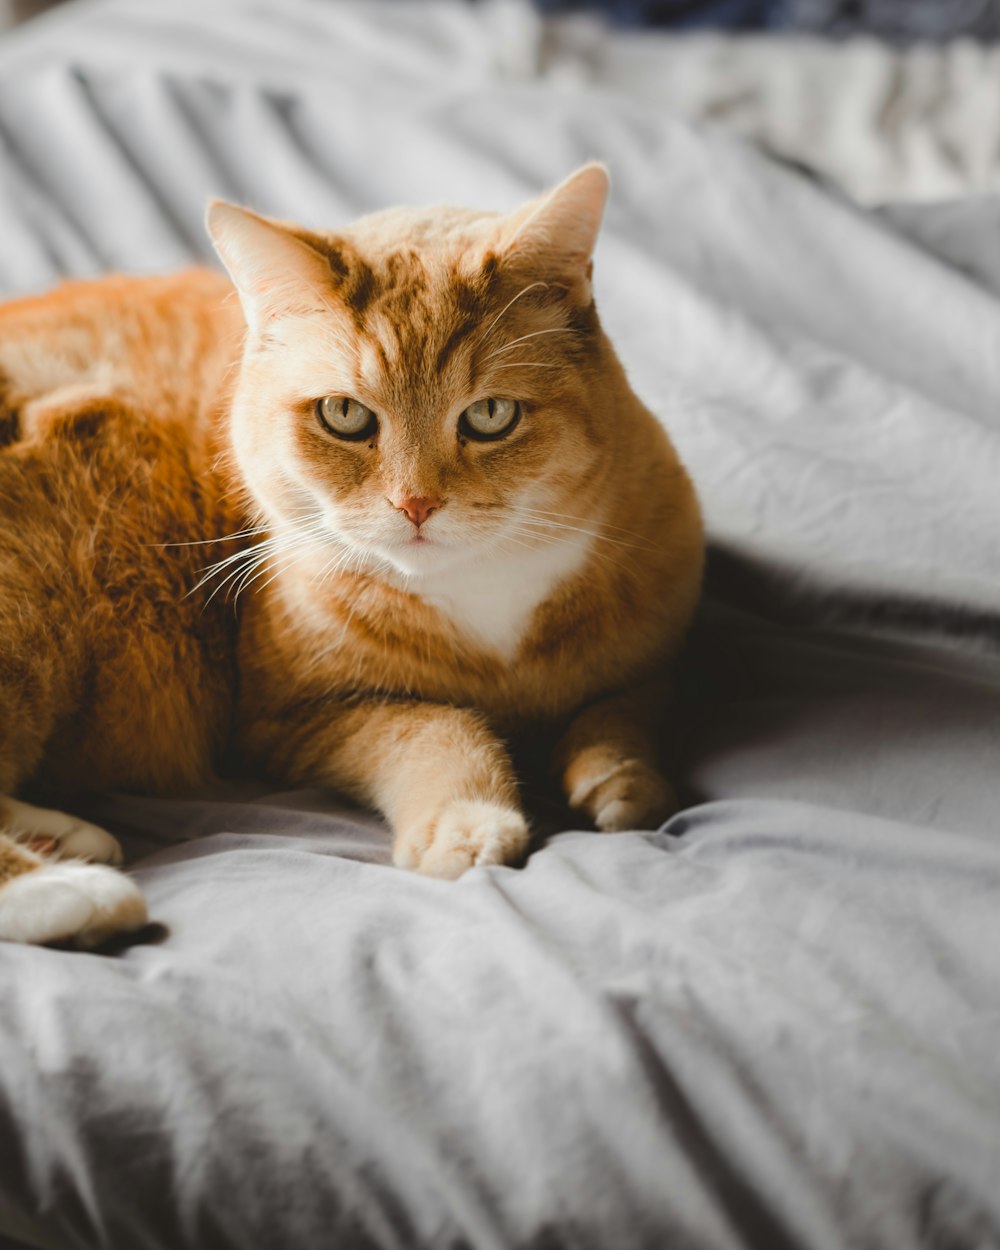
0,3,998,1249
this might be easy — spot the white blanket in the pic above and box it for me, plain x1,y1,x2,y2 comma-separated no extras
0,4,999,1248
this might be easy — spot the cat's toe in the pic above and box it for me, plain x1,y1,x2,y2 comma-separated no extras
0,863,147,946
56,821,124,865
1,799,123,864
579,761,677,833
398,800,530,879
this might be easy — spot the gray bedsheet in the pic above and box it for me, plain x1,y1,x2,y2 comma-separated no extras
0,3,998,1248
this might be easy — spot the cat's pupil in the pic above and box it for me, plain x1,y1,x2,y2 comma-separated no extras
460,397,520,441
317,395,377,441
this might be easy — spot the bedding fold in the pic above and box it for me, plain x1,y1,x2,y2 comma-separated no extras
0,3,998,1248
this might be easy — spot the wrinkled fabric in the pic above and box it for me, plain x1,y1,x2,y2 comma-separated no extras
0,3,998,1249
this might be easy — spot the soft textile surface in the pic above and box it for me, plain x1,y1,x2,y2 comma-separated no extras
0,3,999,1248
529,0,1000,204
533,27,1000,202
6,0,1000,207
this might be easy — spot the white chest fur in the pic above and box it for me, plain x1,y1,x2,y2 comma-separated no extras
407,531,592,659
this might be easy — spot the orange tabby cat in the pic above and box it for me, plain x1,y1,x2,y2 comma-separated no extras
0,165,702,946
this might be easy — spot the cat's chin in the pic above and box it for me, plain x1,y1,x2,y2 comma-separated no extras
377,540,471,581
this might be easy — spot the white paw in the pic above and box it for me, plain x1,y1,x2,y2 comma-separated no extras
0,863,147,946
0,798,123,864
395,799,530,880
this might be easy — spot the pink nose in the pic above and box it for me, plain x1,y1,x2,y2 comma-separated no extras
392,495,442,527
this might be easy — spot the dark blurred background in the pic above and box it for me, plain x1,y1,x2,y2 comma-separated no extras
6,0,1000,39
532,0,1000,40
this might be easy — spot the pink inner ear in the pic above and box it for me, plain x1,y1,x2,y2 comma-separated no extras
208,201,339,329
501,165,609,275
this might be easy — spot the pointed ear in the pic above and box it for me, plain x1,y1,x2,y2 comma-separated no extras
205,200,337,335
499,163,610,297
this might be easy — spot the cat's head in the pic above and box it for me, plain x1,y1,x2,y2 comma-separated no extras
207,164,619,580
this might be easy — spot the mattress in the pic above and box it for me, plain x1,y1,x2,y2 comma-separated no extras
0,3,998,1248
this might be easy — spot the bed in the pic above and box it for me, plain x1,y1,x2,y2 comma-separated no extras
1,2,999,1247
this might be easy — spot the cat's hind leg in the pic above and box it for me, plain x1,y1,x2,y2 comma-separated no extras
0,818,146,947
0,797,123,864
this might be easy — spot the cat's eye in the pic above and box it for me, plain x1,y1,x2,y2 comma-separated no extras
316,396,378,441
459,398,521,442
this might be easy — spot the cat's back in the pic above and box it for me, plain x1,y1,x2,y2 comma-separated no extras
0,268,239,439
0,269,243,793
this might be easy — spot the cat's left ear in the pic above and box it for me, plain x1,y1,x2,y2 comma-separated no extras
499,163,610,300
206,200,336,336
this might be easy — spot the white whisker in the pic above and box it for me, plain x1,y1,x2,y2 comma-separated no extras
187,515,329,606
512,507,658,553
490,533,537,558
504,518,644,577
482,281,549,338
151,524,274,550
242,544,328,600
484,327,578,361
517,505,655,543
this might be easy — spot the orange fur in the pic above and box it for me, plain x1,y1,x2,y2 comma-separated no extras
0,166,702,942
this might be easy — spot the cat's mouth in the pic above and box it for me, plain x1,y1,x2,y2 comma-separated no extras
401,531,443,559
374,527,476,579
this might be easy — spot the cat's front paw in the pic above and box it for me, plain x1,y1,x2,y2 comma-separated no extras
394,799,531,880
0,863,147,946
570,759,677,833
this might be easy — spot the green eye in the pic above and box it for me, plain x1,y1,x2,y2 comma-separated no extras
459,397,521,442
316,396,378,441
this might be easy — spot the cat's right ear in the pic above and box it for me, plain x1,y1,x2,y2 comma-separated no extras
205,201,336,336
